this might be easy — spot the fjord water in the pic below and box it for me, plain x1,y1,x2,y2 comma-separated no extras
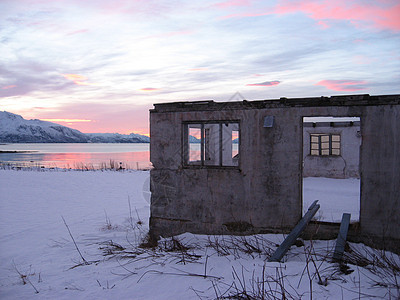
0,143,151,169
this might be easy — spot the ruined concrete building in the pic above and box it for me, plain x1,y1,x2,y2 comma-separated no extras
149,94,400,252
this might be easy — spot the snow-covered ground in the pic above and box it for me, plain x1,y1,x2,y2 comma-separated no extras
0,170,397,299
303,177,360,223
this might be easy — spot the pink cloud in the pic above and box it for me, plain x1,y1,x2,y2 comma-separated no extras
222,1,400,31
317,20,329,29
315,80,367,91
1,85,17,90
140,87,160,91
274,0,400,31
246,80,280,86
62,74,92,86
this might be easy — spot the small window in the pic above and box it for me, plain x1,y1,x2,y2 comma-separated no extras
184,121,239,167
188,125,202,164
310,133,341,156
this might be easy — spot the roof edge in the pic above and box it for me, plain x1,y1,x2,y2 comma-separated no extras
151,94,400,112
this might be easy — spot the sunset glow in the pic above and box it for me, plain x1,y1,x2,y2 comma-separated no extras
140,88,160,92
42,119,92,123
1,85,17,90
62,74,93,86
0,0,398,135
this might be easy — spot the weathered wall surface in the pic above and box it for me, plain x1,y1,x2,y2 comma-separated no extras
150,108,303,237
360,105,400,243
303,122,361,178
150,95,400,251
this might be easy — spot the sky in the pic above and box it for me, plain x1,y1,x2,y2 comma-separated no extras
1,0,399,135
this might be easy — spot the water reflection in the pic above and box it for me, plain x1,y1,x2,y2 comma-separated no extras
0,144,151,169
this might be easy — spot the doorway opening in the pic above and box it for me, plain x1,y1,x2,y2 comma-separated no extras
302,116,361,223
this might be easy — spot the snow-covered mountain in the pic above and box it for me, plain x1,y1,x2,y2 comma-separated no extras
0,111,89,143
86,132,149,143
0,111,149,143
189,135,200,143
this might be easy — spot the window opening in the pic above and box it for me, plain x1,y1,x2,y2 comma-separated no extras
310,133,341,156
222,123,239,166
188,125,202,165
185,121,239,167
232,129,239,162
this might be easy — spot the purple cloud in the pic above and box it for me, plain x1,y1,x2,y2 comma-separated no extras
246,80,280,87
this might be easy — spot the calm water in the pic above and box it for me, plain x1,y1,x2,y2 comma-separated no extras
0,143,151,169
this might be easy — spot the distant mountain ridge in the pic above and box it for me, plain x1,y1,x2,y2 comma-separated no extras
85,132,149,143
0,111,150,143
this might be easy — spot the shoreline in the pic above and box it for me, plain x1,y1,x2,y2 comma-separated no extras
0,150,38,153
